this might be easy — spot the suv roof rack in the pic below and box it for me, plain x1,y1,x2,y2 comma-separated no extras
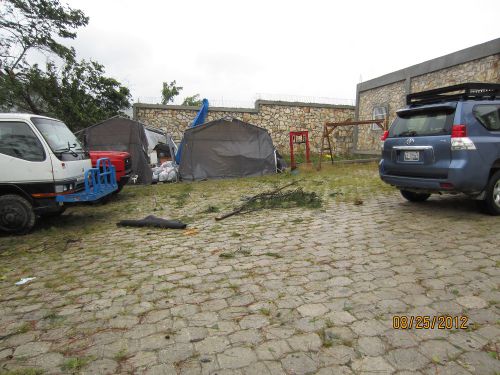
407,82,500,106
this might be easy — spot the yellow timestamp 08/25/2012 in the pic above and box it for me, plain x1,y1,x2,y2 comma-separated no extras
392,315,469,330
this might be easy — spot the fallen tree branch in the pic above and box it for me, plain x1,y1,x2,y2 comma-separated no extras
215,180,308,221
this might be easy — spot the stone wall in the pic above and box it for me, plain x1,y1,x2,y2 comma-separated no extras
357,80,406,152
356,38,500,153
410,54,500,92
134,101,355,155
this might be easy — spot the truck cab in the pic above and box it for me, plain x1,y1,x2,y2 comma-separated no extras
0,114,116,233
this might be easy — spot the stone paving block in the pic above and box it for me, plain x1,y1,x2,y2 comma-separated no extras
229,329,263,345
190,312,219,327
144,363,177,375
386,348,430,371
475,325,500,341
217,347,257,369
324,310,356,326
384,330,419,348
351,356,395,374
297,303,329,317
32,352,64,369
456,295,488,309
458,351,500,374
174,326,208,343
171,304,200,318
318,345,357,366
3,332,37,347
422,361,473,375
316,365,353,374
126,351,158,369
351,319,387,336
139,333,172,351
158,342,194,363
238,314,269,329
357,336,386,356
448,331,489,351
81,358,118,375
108,315,139,329
241,360,284,375
281,352,318,374
255,340,292,360
287,333,322,352
419,339,462,364
13,342,51,358
193,335,229,354
124,323,157,340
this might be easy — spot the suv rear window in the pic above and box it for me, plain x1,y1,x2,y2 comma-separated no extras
473,105,500,131
389,108,455,138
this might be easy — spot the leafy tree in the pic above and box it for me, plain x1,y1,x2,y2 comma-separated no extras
0,0,131,130
161,80,182,104
0,60,130,130
182,94,202,107
0,0,88,71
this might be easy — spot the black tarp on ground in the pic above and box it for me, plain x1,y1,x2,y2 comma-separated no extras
179,118,277,181
80,116,153,184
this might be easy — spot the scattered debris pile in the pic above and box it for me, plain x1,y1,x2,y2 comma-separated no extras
152,161,179,183
215,181,321,221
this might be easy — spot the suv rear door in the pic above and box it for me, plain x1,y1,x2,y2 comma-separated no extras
382,104,456,179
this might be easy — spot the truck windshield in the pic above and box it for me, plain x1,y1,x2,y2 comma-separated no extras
31,117,82,151
31,117,85,161
389,109,455,137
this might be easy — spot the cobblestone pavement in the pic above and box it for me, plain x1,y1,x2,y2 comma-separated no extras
0,182,499,374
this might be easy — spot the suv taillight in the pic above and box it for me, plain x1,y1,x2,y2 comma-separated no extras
380,130,389,141
450,124,476,150
451,124,466,138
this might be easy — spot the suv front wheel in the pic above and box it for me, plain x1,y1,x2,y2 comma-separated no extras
400,190,431,203
482,170,500,215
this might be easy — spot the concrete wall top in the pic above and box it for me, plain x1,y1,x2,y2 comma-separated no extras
357,38,500,93
133,99,354,117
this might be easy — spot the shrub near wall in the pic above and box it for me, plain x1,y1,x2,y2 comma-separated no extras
134,100,355,155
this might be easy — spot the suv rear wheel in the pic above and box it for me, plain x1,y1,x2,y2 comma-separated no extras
400,190,431,202
0,194,36,234
482,170,500,215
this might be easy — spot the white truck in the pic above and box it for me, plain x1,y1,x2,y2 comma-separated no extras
0,113,117,234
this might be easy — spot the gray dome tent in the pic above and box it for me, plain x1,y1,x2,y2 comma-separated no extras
179,118,277,181
79,116,168,184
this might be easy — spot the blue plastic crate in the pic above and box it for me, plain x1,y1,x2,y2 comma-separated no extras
56,158,118,203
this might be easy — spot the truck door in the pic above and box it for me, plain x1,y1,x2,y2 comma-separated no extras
30,117,91,189
0,120,54,187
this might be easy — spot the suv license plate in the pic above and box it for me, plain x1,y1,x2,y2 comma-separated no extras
404,151,420,161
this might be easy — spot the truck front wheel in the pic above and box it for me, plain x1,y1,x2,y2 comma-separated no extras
0,194,36,234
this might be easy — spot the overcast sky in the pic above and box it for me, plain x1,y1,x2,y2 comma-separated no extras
65,0,499,107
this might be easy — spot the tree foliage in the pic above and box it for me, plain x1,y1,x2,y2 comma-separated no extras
0,60,131,130
182,94,202,107
0,0,88,71
0,0,131,130
161,80,182,104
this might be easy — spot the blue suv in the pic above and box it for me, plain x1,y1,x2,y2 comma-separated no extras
379,83,500,215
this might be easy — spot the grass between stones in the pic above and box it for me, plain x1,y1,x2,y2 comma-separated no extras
0,162,390,265
60,357,92,372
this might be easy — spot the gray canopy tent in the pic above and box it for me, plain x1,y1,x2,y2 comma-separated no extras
179,118,278,181
79,116,170,184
